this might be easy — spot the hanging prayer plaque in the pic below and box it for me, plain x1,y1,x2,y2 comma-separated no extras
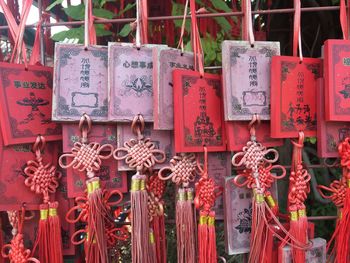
0,63,61,145
222,41,280,121
270,56,322,138
109,43,165,122
278,238,326,263
153,48,194,130
317,78,350,157
66,158,127,198
324,40,350,121
224,176,278,255
225,121,283,151
173,70,226,152
0,131,60,210
52,44,108,121
62,124,117,153
116,123,174,171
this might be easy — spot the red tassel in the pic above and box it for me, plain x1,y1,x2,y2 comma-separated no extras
85,177,108,263
207,211,217,263
131,174,150,263
198,211,208,263
48,202,63,263
152,215,166,263
336,185,350,263
176,188,196,263
32,204,49,262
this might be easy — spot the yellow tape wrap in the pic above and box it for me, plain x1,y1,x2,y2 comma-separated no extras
298,209,306,218
255,193,264,204
131,179,140,191
49,208,57,217
40,209,48,220
140,179,146,190
149,232,155,244
178,191,186,201
187,190,193,201
290,211,298,221
92,180,100,191
87,182,93,194
207,216,215,226
347,179,350,188
338,210,343,220
199,215,208,225
265,195,276,208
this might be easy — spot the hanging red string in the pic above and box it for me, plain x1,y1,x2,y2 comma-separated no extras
2,206,39,263
286,132,311,263
24,135,63,263
194,147,221,263
158,153,198,263
60,114,117,263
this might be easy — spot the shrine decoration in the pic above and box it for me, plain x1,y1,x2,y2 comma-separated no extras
158,153,198,263
316,78,350,158
270,0,322,138
232,114,293,263
0,0,61,146
324,0,350,122
173,0,226,153
333,137,350,263
113,114,166,263
108,0,167,123
317,178,347,261
52,0,109,122
222,0,280,121
24,135,63,263
147,173,166,263
194,147,221,263
284,131,311,263
153,0,194,130
2,206,39,263
59,114,119,263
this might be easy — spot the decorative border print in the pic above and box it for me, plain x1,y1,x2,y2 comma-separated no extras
324,39,350,121
153,48,194,130
52,43,108,121
278,238,326,263
0,62,61,145
108,43,166,122
62,124,117,153
116,123,174,171
270,56,322,138
222,41,280,121
317,78,350,158
173,69,226,153
225,121,283,151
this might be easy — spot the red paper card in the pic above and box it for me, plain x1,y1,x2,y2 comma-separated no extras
116,123,174,171
62,124,117,153
0,63,61,145
0,131,60,210
173,69,226,152
52,44,109,122
324,40,350,121
225,121,284,151
222,41,280,121
271,56,322,138
108,43,166,122
317,78,350,157
153,48,194,130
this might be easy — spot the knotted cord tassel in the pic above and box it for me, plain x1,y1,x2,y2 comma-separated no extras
131,173,150,263
32,204,49,262
207,211,217,263
85,177,108,263
184,188,196,263
198,211,208,263
48,202,63,263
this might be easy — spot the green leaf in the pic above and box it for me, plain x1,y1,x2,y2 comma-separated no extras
95,24,112,36
63,4,85,21
51,27,84,43
171,2,191,31
309,137,317,144
93,8,115,19
211,0,231,12
213,17,231,33
118,24,132,37
184,41,192,52
46,0,63,11
117,3,136,17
